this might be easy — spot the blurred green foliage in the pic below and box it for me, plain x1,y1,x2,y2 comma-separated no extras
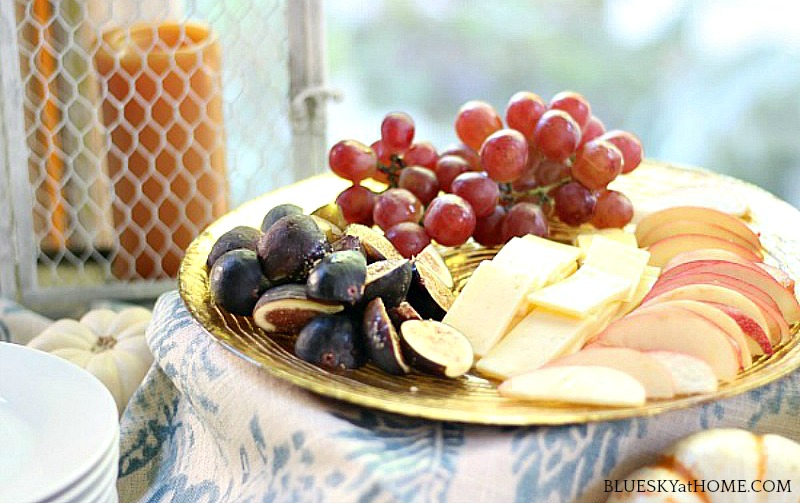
326,0,800,206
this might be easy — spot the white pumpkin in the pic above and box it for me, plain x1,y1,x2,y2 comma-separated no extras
608,428,800,503
28,307,153,415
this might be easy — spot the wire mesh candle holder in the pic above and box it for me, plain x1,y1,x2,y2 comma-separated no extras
95,22,228,280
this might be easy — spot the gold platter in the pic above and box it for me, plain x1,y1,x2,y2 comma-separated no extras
178,160,800,425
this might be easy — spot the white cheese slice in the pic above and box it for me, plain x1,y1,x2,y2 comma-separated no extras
497,366,647,407
441,260,533,358
492,235,582,290
526,265,631,318
582,235,651,300
575,229,638,252
476,304,618,380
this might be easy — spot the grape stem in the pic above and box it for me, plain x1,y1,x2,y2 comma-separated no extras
500,177,571,208
377,154,405,187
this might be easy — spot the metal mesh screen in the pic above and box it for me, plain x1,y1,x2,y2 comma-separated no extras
0,0,318,311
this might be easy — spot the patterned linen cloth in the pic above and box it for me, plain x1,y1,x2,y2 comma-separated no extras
115,291,800,503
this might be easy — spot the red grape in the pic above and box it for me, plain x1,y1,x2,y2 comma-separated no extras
532,110,581,162
511,165,540,192
435,155,471,192
451,172,500,218
534,159,570,186
601,130,643,174
502,202,549,241
369,140,392,183
505,91,546,140
385,222,431,258
473,205,506,247
578,115,606,148
554,181,596,226
329,140,377,182
549,91,591,130
440,143,482,171
398,166,440,205
454,101,503,152
336,185,377,225
480,129,529,183
570,139,623,190
403,141,439,170
423,194,476,247
381,112,415,153
591,190,634,229
372,188,423,231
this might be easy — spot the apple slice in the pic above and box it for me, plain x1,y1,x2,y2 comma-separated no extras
645,351,718,395
635,299,752,369
595,304,741,381
662,248,759,272
648,271,782,320
635,206,761,251
498,366,646,407
758,263,796,292
704,302,773,357
643,281,788,346
545,347,675,399
638,219,761,253
663,260,800,324
646,234,762,267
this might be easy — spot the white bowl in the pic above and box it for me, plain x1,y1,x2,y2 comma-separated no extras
0,343,119,502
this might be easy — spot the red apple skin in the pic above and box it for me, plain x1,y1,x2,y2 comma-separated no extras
650,271,781,315
704,302,773,356
595,304,740,382
642,282,788,346
661,260,800,324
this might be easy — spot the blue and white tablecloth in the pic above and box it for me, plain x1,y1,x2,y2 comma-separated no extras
3,294,800,502
114,291,800,503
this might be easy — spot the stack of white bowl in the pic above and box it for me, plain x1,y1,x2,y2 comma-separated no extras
0,342,119,502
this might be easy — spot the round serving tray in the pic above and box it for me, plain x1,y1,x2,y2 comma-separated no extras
178,160,800,425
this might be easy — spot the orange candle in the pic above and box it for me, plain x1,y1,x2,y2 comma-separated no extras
95,22,228,279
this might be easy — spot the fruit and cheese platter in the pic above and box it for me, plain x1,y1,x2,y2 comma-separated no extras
179,90,800,425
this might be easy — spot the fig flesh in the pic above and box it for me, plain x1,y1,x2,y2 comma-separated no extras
344,224,403,262
363,259,413,308
399,319,474,378
253,284,343,334
407,261,455,321
363,297,410,375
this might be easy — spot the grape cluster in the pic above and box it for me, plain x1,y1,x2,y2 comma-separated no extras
329,91,643,257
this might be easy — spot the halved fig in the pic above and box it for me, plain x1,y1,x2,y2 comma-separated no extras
261,203,303,233
206,225,262,269
258,214,329,283
310,215,344,243
363,259,413,307
306,250,367,304
312,202,349,230
295,314,364,371
407,261,455,320
399,319,474,378
415,244,454,289
344,224,403,262
253,284,343,334
331,235,367,259
363,297,410,375
387,301,422,328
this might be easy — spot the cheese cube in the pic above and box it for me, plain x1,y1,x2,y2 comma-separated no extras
526,266,631,318
582,235,650,300
442,261,533,358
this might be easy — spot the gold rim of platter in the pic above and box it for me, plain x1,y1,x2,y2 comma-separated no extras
178,160,800,425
